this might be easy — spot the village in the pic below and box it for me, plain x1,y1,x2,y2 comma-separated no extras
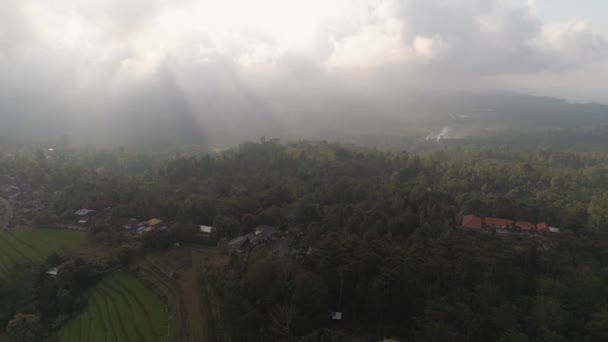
0,174,46,228
460,214,561,235
1,177,294,263
2,173,563,263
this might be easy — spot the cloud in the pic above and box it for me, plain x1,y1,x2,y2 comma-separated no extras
2,0,605,79
0,0,607,143
413,35,447,62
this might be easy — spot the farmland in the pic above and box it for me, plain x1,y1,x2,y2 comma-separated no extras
0,228,86,277
59,272,168,342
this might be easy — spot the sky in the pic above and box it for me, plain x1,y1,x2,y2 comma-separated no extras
0,0,607,144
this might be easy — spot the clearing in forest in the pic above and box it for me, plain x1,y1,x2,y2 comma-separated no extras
59,272,168,342
0,228,86,278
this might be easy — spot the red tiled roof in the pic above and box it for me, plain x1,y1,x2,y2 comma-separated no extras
462,215,483,229
537,222,549,232
516,222,536,231
484,217,514,227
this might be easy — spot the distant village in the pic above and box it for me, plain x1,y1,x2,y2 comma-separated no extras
460,214,561,235
0,174,47,227
2,173,561,259
1,175,290,253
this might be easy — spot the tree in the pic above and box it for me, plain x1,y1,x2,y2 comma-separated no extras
217,238,229,256
7,313,43,342
588,194,608,229
587,307,608,340
269,303,298,341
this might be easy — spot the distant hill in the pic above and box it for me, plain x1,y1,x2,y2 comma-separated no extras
1,92,607,147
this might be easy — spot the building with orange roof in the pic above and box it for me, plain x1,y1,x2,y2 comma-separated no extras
516,222,536,233
484,217,514,229
537,222,549,233
461,215,483,230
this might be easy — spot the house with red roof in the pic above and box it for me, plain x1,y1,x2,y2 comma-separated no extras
484,217,514,230
537,222,549,233
461,215,483,230
516,222,536,233
460,214,561,236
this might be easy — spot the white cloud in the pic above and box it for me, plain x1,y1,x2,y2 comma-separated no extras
326,18,407,69
413,35,447,62
0,0,607,135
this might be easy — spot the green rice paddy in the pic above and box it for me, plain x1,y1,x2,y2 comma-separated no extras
59,272,168,342
0,228,86,277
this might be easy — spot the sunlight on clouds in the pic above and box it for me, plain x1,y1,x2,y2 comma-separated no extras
413,35,447,62
326,19,406,69
4,0,606,101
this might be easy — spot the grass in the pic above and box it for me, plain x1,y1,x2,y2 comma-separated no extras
0,228,87,278
59,272,168,342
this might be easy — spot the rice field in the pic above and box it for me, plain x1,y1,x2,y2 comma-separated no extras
59,272,168,342
0,228,86,277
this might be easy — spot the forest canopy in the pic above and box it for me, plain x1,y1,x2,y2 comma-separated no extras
3,137,608,341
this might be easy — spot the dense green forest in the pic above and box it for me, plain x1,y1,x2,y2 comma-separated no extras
3,136,608,341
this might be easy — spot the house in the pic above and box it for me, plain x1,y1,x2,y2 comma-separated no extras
461,215,482,230
484,217,514,229
74,209,95,217
516,222,536,234
537,222,550,233
200,225,214,234
331,312,343,321
252,225,278,243
538,222,560,234
147,218,164,229
228,225,279,250
46,260,74,277
229,234,251,250
47,268,60,276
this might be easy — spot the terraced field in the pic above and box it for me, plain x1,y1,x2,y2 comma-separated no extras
59,272,168,342
0,228,86,277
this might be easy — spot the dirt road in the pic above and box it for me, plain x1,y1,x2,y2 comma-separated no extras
139,249,209,342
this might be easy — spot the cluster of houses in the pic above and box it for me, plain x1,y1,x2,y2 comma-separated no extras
229,225,279,251
1,177,47,226
75,204,218,238
461,214,561,235
73,202,170,236
122,218,169,234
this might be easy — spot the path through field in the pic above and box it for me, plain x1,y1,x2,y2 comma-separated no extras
139,248,212,342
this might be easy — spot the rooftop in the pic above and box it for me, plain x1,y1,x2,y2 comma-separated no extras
462,215,482,229
485,217,514,226
200,225,214,233
516,222,536,231
148,218,163,226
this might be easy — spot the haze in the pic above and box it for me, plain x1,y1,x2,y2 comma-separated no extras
1,0,607,145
